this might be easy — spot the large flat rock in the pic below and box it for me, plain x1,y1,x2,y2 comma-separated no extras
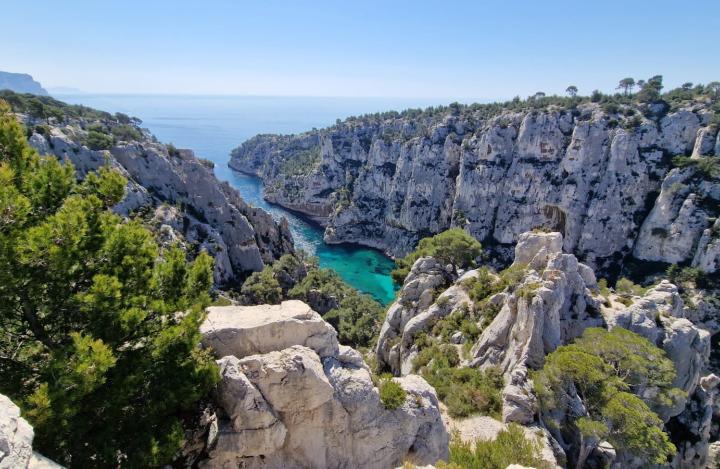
200,300,339,359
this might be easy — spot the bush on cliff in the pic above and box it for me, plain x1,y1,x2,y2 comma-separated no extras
533,327,680,467
379,378,406,409
392,228,482,284
0,100,218,467
438,424,550,469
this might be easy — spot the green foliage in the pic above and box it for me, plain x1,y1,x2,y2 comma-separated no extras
379,378,406,409
240,255,384,348
413,341,503,418
0,90,112,122
615,277,647,297
110,124,143,142
85,129,114,150
672,155,720,178
667,264,718,291
241,266,283,304
0,101,218,467
392,228,482,284
431,304,481,344
533,327,679,465
438,425,550,469
325,293,383,347
290,267,384,348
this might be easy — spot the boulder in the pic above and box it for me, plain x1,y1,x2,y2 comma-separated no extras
200,300,339,359
200,302,449,469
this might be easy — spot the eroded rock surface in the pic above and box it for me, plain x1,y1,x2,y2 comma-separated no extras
199,301,449,469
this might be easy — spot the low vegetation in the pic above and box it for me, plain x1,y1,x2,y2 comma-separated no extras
412,341,503,418
279,146,321,176
437,425,550,469
337,76,720,137
533,327,682,467
379,378,407,409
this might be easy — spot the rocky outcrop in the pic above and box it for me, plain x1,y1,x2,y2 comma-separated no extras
469,232,604,424
23,112,293,286
375,230,719,467
0,394,62,468
603,281,711,397
375,257,459,375
231,102,720,274
199,301,449,469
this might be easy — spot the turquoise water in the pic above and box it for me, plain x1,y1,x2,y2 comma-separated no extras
55,94,437,303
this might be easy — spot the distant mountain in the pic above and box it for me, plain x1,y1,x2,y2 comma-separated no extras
0,71,48,95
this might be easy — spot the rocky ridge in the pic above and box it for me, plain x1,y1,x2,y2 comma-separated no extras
0,71,48,96
375,230,718,467
198,300,449,468
18,107,293,286
230,100,720,276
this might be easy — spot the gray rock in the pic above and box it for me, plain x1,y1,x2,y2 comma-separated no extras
0,394,63,469
201,302,449,468
200,301,339,359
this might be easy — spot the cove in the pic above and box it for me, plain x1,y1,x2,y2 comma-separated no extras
54,94,404,304
226,170,398,305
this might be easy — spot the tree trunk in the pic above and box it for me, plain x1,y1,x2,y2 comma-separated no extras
575,439,592,469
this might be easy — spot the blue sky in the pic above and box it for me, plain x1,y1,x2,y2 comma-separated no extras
1,0,718,99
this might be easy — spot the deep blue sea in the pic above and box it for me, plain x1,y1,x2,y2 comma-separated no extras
55,94,442,303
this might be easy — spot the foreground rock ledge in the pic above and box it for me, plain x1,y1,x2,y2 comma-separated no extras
199,301,449,469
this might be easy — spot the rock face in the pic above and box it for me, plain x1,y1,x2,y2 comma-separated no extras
22,111,293,286
0,394,62,469
0,71,48,95
230,103,720,274
199,302,449,469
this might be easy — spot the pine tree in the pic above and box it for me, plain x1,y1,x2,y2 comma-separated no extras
0,100,218,467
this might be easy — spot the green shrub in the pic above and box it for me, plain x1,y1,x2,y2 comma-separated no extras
392,228,482,284
287,267,384,348
241,267,282,304
615,277,647,297
414,342,503,418
167,143,180,157
431,305,480,343
85,130,114,150
438,424,550,469
379,379,406,409
280,146,321,176
110,123,143,142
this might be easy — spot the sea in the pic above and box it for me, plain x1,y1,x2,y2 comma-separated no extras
54,94,445,304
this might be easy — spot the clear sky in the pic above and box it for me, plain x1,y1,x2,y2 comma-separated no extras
1,0,718,100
